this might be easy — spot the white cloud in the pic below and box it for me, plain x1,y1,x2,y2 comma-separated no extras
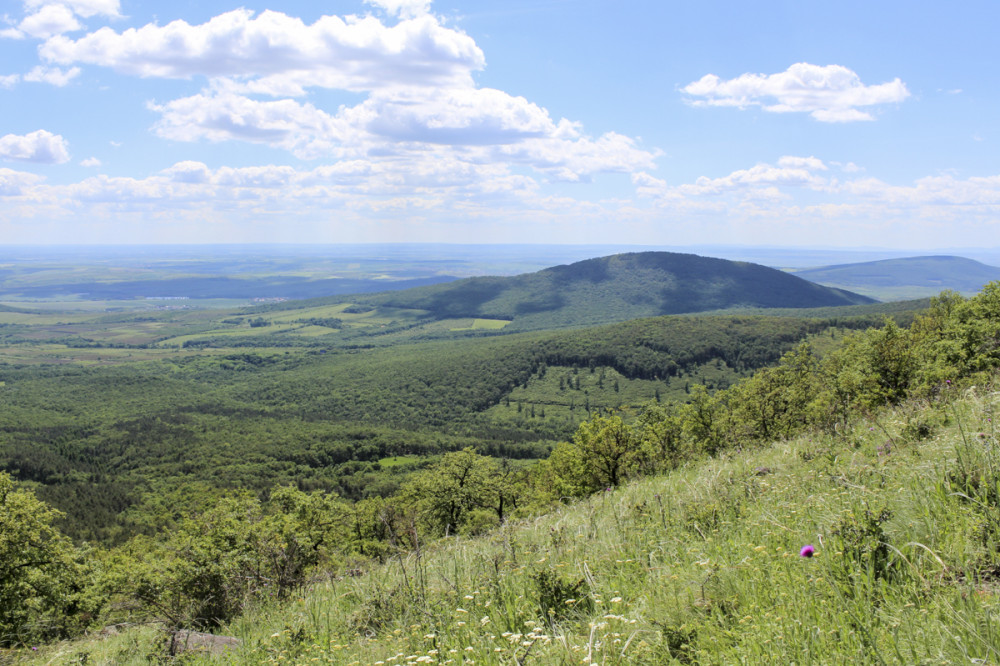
24,0,121,19
30,5,658,194
0,168,44,195
148,86,658,180
0,129,70,163
634,156,835,209
683,63,909,122
631,157,1000,244
40,9,484,92
365,0,431,19
215,165,297,189
80,156,100,167
18,4,81,39
777,155,826,171
842,173,1000,207
4,153,1000,248
162,160,211,184
365,87,557,144
0,74,20,87
150,91,350,160
681,157,829,196
23,64,80,85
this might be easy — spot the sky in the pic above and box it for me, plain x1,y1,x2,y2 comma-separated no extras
1,0,999,248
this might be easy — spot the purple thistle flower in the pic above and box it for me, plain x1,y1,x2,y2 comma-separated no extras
800,545,815,558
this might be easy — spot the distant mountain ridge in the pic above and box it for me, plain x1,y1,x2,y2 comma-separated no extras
793,255,1000,300
352,251,875,330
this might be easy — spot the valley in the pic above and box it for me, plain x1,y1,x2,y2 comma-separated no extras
1,245,996,664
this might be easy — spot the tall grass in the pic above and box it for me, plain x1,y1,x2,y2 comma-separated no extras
17,385,1000,665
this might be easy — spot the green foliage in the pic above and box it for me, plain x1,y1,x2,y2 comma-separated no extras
532,568,593,621
915,284,1000,385
0,473,92,646
15,281,1000,664
828,505,898,592
401,449,525,536
634,402,686,474
105,487,349,629
1,309,858,542
569,413,639,489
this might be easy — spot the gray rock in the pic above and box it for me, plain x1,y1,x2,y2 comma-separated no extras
167,630,242,656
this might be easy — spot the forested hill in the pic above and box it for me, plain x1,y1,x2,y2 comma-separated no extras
343,251,874,330
794,255,1000,299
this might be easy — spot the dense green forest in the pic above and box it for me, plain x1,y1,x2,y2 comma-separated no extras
1,310,888,543
3,281,999,662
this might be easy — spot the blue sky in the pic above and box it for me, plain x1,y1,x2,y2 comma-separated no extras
1,0,998,247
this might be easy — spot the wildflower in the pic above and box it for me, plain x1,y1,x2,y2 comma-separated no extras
800,545,815,558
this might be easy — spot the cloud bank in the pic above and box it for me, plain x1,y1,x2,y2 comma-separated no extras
683,63,909,122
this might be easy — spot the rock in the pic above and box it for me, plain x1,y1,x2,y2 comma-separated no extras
167,630,241,656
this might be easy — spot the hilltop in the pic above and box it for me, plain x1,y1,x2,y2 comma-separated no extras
346,251,874,331
793,254,1000,300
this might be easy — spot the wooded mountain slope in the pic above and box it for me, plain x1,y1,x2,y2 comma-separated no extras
794,254,1000,298
346,252,875,330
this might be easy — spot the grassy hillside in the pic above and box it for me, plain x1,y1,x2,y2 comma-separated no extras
19,372,1000,664
228,390,1000,665
794,255,1000,300
344,252,875,331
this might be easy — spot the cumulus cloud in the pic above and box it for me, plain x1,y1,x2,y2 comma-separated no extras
683,63,909,122
23,64,80,85
150,91,353,159
18,4,82,39
0,74,20,87
0,168,45,195
10,4,658,219
364,88,557,145
0,129,70,163
162,160,212,184
80,156,101,167
630,157,1000,243
148,84,658,179
40,9,484,91
24,0,121,19
365,0,431,19
4,154,1000,249
680,157,829,196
